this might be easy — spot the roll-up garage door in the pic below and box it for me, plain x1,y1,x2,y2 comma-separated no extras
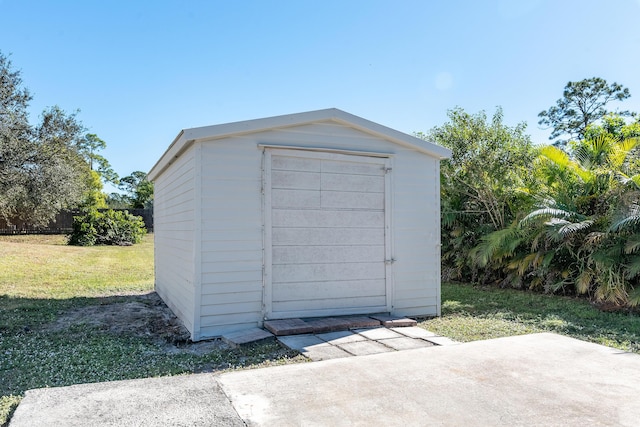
263,148,391,319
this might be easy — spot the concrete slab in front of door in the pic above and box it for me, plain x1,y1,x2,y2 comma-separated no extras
263,314,414,336
277,334,354,361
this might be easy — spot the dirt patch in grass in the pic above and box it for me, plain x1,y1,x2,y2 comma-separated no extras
43,292,228,355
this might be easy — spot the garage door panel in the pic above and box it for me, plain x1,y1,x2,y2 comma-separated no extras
272,156,320,172
321,173,384,192
273,279,386,301
272,262,385,283
321,191,384,210
266,149,390,319
272,189,320,209
272,228,384,246
273,245,384,264
321,160,385,176
272,210,384,228
272,170,320,190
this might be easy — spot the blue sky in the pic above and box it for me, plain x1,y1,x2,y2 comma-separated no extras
2,0,640,190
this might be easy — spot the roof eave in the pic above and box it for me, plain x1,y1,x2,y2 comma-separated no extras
148,108,451,181
147,129,188,181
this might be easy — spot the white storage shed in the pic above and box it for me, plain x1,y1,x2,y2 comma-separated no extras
148,108,451,341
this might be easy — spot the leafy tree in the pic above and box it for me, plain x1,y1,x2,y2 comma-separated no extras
431,92,640,308
429,107,536,230
118,171,154,209
68,208,146,246
475,132,640,307
522,135,640,305
538,77,631,143
0,51,90,226
105,192,130,209
77,133,119,185
0,53,32,221
0,53,30,131
36,105,84,147
80,170,108,209
33,107,116,209
584,113,640,142
424,107,537,281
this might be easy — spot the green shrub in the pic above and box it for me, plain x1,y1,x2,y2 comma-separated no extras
68,209,146,246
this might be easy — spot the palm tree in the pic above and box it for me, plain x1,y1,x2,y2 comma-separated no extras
475,135,640,307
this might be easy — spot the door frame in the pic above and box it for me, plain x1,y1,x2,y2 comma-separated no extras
261,146,394,320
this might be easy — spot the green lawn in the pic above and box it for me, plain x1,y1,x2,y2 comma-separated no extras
422,283,640,353
1,235,638,425
0,234,154,299
0,235,302,426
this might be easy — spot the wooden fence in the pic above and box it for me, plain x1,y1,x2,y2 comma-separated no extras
0,209,153,235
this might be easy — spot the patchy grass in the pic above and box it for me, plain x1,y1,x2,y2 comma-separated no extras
0,396,20,427
0,234,154,298
421,283,640,353
0,234,303,427
2,235,639,426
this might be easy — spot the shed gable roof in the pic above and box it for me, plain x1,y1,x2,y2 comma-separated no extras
148,108,451,181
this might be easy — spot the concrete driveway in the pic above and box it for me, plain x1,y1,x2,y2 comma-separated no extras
10,333,640,426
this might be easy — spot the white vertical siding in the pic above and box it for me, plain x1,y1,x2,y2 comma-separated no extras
391,155,441,317
198,140,264,336
160,121,443,340
154,145,196,334
253,123,441,317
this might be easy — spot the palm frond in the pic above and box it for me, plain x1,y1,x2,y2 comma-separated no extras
610,212,640,232
628,286,640,307
608,137,639,170
584,231,606,247
506,252,540,276
541,251,555,269
557,219,594,236
529,277,543,291
441,211,458,228
618,136,639,153
593,269,628,305
546,218,571,226
575,269,592,294
570,164,596,183
624,234,640,254
470,226,523,268
547,276,572,293
540,145,570,168
625,255,640,279
630,175,640,189
538,145,593,184
520,207,577,226
616,172,640,188
591,244,624,267
587,135,613,164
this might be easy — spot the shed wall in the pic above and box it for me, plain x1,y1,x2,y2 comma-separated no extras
154,145,196,333
197,122,441,338
392,155,441,316
198,141,264,337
